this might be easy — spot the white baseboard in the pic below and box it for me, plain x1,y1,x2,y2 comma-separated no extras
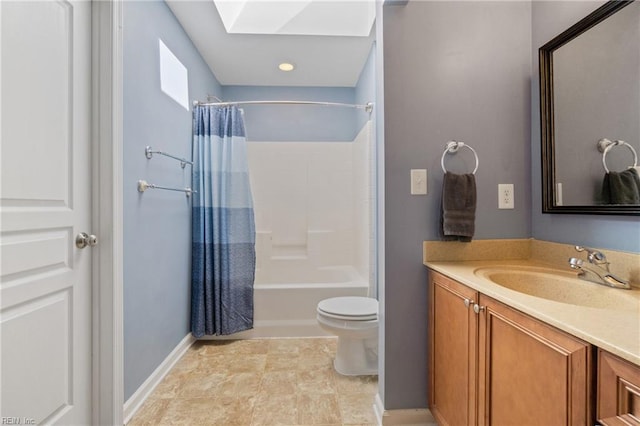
196,319,328,339
123,333,196,424
373,393,437,426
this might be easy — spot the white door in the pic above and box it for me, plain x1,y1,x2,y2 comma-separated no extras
1,1,93,424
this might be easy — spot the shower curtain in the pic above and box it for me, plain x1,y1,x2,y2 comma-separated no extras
191,105,256,337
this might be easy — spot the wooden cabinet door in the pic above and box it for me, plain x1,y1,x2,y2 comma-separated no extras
478,295,592,426
429,271,479,426
598,349,640,425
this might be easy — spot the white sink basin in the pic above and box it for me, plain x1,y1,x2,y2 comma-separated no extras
473,265,640,311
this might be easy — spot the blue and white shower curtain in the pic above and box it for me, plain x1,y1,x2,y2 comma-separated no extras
191,105,256,337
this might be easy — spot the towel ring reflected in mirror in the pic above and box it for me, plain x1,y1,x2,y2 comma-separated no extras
539,0,639,214
598,139,638,173
441,141,479,175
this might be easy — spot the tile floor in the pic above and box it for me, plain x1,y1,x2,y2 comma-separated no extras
128,337,378,426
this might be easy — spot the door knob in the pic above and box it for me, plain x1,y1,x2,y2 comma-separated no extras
76,232,98,249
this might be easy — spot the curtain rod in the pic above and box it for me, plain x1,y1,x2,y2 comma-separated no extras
193,100,373,113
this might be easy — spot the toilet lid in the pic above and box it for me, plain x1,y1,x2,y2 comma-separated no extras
318,297,378,321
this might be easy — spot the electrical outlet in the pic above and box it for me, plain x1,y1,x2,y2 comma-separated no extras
498,184,514,209
411,169,427,195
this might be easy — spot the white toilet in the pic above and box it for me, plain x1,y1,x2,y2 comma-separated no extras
317,296,379,376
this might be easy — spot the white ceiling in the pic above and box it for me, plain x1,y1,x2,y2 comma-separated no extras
213,1,375,36
165,1,376,87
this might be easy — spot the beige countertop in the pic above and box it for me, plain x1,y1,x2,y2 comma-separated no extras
425,258,640,366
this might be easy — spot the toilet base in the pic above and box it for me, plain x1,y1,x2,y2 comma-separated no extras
333,335,378,376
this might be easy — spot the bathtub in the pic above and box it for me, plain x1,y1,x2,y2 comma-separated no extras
212,263,369,339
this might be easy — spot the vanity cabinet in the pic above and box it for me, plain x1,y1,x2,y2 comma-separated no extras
477,293,592,425
428,271,479,426
429,270,593,426
598,350,640,425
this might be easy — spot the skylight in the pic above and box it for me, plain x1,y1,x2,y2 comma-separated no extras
213,0,375,37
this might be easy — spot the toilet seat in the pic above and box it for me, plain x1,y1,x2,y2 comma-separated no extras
317,297,378,321
316,296,379,376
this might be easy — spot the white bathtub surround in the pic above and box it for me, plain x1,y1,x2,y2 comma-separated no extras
255,230,357,279
249,140,355,262
202,264,368,340
352,122,376,294
235,121,375,339
248,122,374,284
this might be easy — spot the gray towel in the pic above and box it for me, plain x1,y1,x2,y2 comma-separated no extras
441,172,476,242
601,168,640,204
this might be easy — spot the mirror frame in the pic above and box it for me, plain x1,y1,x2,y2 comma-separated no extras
539,0,639,215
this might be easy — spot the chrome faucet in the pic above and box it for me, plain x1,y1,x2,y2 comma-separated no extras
568,246,631,289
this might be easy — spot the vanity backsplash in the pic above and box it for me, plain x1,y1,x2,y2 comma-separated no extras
423,238,640,288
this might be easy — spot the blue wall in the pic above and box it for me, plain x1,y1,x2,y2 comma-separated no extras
221,86,359,141
123,0,222,400
531,0,640,253
355,43,376,133
121,0,640,415
122,1,374,400
377,0,638,413
381,1,532,409
221,62,377,141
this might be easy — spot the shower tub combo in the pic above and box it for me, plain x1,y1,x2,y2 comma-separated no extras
240,259,369,338
214,128,374,339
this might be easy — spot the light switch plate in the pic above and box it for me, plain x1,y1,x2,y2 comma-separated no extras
411,169,427,195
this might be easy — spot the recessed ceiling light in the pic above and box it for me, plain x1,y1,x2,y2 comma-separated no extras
278,62,295,72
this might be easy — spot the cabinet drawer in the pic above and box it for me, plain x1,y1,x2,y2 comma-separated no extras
598,350,640,425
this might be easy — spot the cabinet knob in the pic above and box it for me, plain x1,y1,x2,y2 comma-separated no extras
464,298,475,308
473,304,485,314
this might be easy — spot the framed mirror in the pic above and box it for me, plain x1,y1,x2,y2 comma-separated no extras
540,0,640,215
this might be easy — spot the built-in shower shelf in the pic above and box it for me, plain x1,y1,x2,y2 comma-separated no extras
271,245,308,260
271,255,308,260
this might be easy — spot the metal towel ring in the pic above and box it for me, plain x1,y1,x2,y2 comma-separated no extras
597,138,638,173
441,141,479,175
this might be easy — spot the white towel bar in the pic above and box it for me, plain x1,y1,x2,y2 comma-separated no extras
137,180,195,198
145,146,193,168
